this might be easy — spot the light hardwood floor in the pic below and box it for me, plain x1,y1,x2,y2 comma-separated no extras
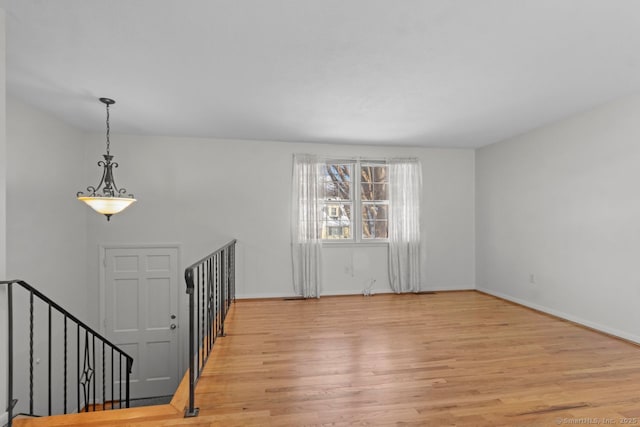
16,291,640,426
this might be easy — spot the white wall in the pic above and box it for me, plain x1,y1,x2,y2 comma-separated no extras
0,8,7,422
476,93,640,342
6,97,88,307
0,10,5,277
82,134,475,325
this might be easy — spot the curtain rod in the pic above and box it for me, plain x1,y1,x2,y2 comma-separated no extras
294,154,418,163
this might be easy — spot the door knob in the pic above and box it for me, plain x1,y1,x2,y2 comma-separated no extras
170,314,176,319
170,324,177,330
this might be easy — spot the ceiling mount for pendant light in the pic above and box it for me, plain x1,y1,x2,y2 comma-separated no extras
77,97,136,221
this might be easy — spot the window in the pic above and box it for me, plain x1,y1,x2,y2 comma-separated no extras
292,154,422,295
320,160,389,241
360,163,389,240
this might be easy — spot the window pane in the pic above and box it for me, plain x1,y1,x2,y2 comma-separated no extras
321,163,353,240
321,203,352,239
361,203,388,239
361,165,388,183
322,164,351,201
360,165,388,201
361,183,388,201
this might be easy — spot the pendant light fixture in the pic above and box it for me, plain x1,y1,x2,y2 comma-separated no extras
77,97,136,221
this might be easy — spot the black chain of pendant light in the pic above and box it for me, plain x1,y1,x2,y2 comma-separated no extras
104,97,112,156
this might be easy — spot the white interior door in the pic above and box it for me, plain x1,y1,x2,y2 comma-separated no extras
103,246,180,399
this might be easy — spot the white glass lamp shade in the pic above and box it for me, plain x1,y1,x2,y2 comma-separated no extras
78,196,136,216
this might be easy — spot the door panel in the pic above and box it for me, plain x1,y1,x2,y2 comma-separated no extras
104,246,179,399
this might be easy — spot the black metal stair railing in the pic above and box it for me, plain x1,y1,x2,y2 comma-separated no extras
184,239,236,418
1,280,133,426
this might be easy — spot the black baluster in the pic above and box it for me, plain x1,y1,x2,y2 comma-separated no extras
64,316,68,414
92,334,96,411
232,243,236,302
118,354,122,409
48,305,52,416
221,250,226,337
217,252,221,336
212,255,215,345
198,264,202,373
215,254,218,350
102,341,105,410
77,325,80,413
215,255,218,337
215,255,218,340
111,347,114,410
216,253,219,337
79,330,91,412
205,259,210,355
209,257,213,353
7,283,14,425
80,330,93,412
125,357,131,408
210,255,214,348
186,266,198,417
29,290,34,415
212,255,216,347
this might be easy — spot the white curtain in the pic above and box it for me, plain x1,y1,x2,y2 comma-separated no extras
291,154,323,298
388,158,422,293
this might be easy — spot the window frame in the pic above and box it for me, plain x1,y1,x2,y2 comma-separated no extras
320,158,389,245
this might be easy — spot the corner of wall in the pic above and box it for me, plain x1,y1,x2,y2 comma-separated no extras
0,5,8,416
471,148,477,290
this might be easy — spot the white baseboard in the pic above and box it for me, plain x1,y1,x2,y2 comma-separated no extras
237,286,476,300
236,290,392,299
236,292,297,300
423,286,476,292
477,287,640,345
324,288,395,297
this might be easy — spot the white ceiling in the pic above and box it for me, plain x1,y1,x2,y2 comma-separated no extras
2,0,640,148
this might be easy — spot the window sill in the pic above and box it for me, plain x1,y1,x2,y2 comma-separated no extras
322,240,389,248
